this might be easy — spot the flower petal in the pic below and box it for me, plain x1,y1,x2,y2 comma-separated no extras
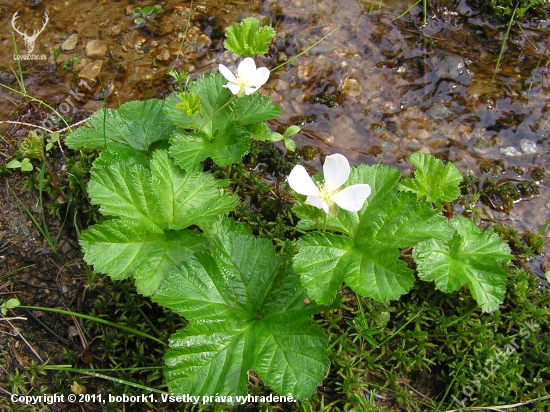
306,195,328,213
224,83,242,96
238,57,257,77
219,63,237,82
333,184,371,212
251,67,270,88
244,86,259,95
323,153,350,191
288,165,318,196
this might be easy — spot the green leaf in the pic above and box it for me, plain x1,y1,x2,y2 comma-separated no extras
153,233,328,399
283,125,301,138
20,158,33,172
233,93,281,126
89,150,237,232
546,271,550,283
293,232,353,304
6,159,22,169
399,153,462,203
81,150,237,295
169,127,250,171
175,92,201,117
80,220,205,295
245,122,273,141
413,216,512,312
66,99,174,152
1,298,21,315
149,151,238,230
293,164,453,304
284,137,297,152
224,18,276,57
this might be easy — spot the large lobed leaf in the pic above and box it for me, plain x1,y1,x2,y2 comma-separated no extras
399,152,462,203
413,216,511,312
293,163,453,304
80,150,238,295
80,220,205,295
153,233,328,399
169,127,250,171
65,99,174,152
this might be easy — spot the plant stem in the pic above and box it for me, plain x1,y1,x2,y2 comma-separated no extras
44,161,66,202
199,94,237,132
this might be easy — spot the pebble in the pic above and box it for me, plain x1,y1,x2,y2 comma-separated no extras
110,24,122,36
500,146,521,156
155,49,171,61
78,60,103,80
61,34,79,51
520,139,537,154
85,40,108,58
426,102,453,120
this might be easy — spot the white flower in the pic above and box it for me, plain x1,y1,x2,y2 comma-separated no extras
288,153,371,215
219,58,270,97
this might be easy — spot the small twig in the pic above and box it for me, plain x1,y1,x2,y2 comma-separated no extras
0,120,54,133
0,312,44,363
0,316,27,322
445,394,550,411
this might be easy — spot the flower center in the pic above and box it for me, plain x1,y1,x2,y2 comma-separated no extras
316,183,338,204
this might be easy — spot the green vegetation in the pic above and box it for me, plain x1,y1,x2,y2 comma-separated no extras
62,56,82,71
133,4,164,27
1,11,549,412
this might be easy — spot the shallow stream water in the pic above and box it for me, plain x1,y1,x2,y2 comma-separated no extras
0,0,549,274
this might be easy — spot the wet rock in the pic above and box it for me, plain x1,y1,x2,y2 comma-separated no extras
0,72,15,85
277,52,288,64
157,21,174,36
342,78,362,97
473,137,491,154
83,100,106,113
78,60,103,80
520,139,537,154
500,146,521,156
61,34,78,51
155,49,171,61
85,40,108,58
426,103,453,120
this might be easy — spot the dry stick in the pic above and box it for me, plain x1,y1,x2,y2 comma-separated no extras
0,316,27,321
0,312,44,363
444,394,550,412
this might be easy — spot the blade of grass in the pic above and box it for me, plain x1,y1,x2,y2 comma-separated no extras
9,184,59,259
17,305,167,346
493,5,517,80
11,34,26,95
40,366,168,394
270,26,341,72
391,0,421,22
